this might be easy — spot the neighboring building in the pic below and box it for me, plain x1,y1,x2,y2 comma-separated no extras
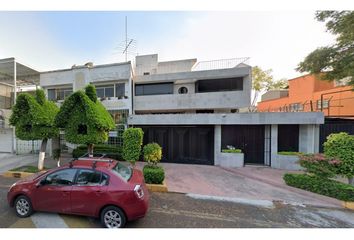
40,62,133,147
257,74,354,117
128,54,324,168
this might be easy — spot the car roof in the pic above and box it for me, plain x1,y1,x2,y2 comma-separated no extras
65,157,118,170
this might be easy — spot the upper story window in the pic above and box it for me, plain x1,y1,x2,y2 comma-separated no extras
96,83,126,99
48,88,73,101
135,83,173,96
317,99,329,110
196,77,243,93
178,87,188,94
289,103,303,112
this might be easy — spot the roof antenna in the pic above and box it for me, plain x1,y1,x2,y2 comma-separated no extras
115,16,137,62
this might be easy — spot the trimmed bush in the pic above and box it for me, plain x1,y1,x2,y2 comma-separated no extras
73,144,122,160
122,128,144,165
298,153,340,179
283,173,354,201
143,165,165,184
143,143,162,166
278,151,302,156
222,149,242,153
324,132,354,185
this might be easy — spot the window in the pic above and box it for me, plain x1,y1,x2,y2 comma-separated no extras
278,125,299,152
111,162,132,181
115,83,125,98
317,99,329,110
96,85,114,98
45,169,77,186
178,87,188,94
289,103,303,112
196,77,243,93
47,88,73,101
75,169,108,186
143,72,150,75
135,83,173,96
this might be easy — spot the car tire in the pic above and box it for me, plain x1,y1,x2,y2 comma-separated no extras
101,206,126,228
14,195,33,218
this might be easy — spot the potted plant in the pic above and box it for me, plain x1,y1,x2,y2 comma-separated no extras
142,143,166,191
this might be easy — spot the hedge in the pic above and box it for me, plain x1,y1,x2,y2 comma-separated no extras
278,151,302,156
122,128,144,164
283,173,354,201
143,165,165,184
222,149,242,153
73,144,122,160
143,143,162,166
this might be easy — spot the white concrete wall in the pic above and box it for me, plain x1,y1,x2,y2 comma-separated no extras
0,128,13,153
299,124,320,153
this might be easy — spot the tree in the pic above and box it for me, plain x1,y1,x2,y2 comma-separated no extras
252,66,288,107
9,89,59,170
122,128,144,166
297,11,354,87
55,84,115,156
324,132,354,186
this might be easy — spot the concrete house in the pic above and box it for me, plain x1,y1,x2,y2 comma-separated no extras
128,54,324,169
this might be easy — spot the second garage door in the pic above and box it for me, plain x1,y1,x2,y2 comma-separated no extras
138,125,214,165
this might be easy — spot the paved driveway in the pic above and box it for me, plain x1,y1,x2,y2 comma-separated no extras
136,162,343,208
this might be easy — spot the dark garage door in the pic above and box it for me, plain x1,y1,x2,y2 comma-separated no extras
138,126,214,165
222,125,265,165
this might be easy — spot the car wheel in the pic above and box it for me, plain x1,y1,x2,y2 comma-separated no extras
14,195,33,218
101,206,126,228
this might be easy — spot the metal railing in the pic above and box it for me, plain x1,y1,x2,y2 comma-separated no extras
192,57,250,71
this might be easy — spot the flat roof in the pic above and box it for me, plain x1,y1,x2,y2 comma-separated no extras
0,58,40,86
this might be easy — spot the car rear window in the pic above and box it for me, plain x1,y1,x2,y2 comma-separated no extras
111,162,132,181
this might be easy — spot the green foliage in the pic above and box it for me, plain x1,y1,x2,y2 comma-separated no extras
143,165,165,184
9,90,59,140
85,84,97,103
277,151,302,156
122,128,144,165
10,165,47,173
55,87,115,146
298,153,340,179
324,132,354,179
283,173,354,201
52,148,61,160
143,143,162,166
297,11,354,86
222,149,242,153
72,144,122,160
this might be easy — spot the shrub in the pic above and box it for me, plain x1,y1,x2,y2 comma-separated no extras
283,173,354,202
72,144,122,160
143,143,162,166
222,149,242,153
122,128,144,165
298,153,340,179
324,132,354,185
143,165,165,184
278,151,302,156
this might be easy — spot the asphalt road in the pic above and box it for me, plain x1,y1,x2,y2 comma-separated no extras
1,176,353,228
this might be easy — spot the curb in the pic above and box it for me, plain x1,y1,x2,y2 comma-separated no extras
343,201,354,210
146,180,168,192
2,171,34,178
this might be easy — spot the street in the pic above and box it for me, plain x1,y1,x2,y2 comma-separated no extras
1,176,353,228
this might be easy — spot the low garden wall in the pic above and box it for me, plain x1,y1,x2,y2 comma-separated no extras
272,154,304,171
218,152,244,168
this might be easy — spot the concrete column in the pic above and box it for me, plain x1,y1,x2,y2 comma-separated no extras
270,124,278,167
214,125,221,166
299,124,320,153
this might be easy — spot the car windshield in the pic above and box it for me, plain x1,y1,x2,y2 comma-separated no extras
111,162,132,181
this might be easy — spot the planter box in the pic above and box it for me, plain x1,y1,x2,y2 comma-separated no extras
146,180,168,192
343,201,354,210
2,171,35,178
272,154,304,171
219,152,244,168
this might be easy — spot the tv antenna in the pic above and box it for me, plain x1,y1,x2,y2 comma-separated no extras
115,16,137,62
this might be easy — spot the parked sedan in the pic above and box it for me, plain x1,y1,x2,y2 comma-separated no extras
7,158,149,228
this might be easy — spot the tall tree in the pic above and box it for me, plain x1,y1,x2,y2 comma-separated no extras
55,84,115,156
297,11,354,86
9,89,59,170
252,66,288,107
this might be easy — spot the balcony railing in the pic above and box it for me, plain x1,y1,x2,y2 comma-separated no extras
192,57,250,71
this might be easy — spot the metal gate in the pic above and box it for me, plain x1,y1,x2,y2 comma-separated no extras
139,126,214,165
221,125,265,165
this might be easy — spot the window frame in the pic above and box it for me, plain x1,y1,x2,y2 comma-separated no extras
43,168,78,186
47,88,73,101
135,83,174,96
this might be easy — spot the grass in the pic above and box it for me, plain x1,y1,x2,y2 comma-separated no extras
278,151,302,156
9,165,48,173
222,149,242,153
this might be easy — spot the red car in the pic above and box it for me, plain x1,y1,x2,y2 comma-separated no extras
7,157,149,228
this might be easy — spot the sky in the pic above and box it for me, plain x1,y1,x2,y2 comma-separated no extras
0,11,335,80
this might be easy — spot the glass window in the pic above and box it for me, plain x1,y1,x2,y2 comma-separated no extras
317,99,329,110
48,89,56,101
135,83,173,96
105,87,114,97
96,88,104,98
196,77,243,93
96,85,114,98
75,169,106,186
111,162,132,181
178,87,188,94
115,83,125,98
45,169,77,186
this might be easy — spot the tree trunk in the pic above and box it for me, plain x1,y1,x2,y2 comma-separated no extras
349,177,354,186
38,138,48,170
57,158,61,167
88,144,94,157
